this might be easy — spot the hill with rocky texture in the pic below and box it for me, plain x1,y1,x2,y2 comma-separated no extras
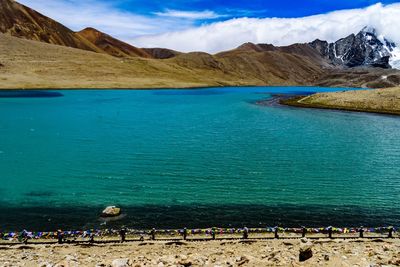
0,33,267,89
142,48,182,59
77,28,152,58
310,27,397,69
0,0,101,52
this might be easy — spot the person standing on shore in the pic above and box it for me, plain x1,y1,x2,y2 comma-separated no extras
57,230,63,244
243,227,249,239
119,228,127,243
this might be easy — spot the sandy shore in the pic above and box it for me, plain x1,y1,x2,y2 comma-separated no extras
1,238,400,266
281,87,400,116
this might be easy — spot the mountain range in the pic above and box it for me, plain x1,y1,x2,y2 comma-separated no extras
0,0,400,89
310,27,399,69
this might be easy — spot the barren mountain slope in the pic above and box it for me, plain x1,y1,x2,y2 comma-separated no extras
214,49,326,85
2,32,400,90
0,0,101,52
142,48,182,59
77,28,152,58
315,68,400,88
0,34,269,89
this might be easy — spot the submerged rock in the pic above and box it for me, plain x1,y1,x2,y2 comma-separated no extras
101,206,121,217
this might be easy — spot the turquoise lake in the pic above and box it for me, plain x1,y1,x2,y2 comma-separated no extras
0,87,400,230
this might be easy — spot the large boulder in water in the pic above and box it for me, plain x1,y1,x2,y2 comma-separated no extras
101,206,121,217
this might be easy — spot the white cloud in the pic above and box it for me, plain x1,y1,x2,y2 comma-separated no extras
154,9,222,19
132,3,400,53
15,1,400,53
17,0,196,37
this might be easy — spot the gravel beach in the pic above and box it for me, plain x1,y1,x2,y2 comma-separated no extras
1,238,400,266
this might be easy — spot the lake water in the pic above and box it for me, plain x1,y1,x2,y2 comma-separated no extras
0,87,400,231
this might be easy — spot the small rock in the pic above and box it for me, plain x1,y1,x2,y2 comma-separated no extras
65,255,77,262
299,240,313,262
157,262,164,267
236,256,249,266
180,255,188,260
300,237,308,243
112,258,132,267
177,260,192,267
324,254,330,261
56,261,77,267
389,258,400,265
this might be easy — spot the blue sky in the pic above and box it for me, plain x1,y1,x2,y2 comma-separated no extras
18,0,400,52
115,0,399,21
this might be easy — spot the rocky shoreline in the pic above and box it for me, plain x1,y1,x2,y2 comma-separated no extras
254,94,311,107
1,238,400,266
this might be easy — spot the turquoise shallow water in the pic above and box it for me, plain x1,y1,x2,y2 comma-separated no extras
0,87,400,230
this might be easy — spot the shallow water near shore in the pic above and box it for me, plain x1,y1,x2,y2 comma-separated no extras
0,86,400,231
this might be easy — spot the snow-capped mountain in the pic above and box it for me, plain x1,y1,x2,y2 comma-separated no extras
310,27,399,69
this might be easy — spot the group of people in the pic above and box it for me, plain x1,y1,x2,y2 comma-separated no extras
7,226,396,244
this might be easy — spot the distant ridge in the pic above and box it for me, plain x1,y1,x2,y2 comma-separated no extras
228,42,331,67
232,27,399,70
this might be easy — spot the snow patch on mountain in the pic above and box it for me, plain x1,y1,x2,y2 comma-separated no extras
374,29,400,70
389,47,400,69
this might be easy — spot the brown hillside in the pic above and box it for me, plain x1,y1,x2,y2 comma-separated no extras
0,33,266,89
0,0,101,52
213,48,326,85
220,42,331,67
1,33,399,90
77,27,151,58
142,48,182,59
